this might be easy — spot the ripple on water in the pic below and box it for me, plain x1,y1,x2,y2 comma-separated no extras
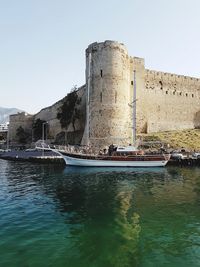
1,160,200,266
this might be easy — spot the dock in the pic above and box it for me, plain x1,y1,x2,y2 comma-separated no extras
0,150,65,164
1,150,200,167
168,158,200,167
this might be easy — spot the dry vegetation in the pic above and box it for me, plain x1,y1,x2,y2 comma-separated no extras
138,129,200,151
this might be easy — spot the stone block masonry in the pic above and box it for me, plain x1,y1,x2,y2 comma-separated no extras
8,40,200,149
82,40,200,148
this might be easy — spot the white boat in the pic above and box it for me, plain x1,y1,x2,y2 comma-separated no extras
56,71,170,167
57,148,170,167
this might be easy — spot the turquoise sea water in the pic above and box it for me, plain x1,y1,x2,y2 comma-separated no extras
1,159,200,267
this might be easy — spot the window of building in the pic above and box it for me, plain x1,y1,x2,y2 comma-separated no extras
159,80,163,90
100,92,102,102
100,69,103,77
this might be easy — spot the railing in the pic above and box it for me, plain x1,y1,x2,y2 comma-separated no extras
53,145,97,155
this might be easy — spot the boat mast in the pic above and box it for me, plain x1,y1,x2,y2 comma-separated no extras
86,52,92,146
133,70,136,145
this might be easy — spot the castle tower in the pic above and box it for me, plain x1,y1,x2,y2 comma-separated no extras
81,40,133,149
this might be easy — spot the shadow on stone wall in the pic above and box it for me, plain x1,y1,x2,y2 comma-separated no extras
193,111,200,129
54,130,84,145
141,122,147,133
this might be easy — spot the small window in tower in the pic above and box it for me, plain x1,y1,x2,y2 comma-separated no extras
192,94,194,98
131,81,133,85
159,80,163,90
166,91,168,94
100,92,102,102
100,69,103,78
186,93,188,97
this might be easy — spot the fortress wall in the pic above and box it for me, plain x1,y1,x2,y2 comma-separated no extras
81,40,200,147
65,86,86,133
143,70,200,132
35,86,86,139
9,86,86,145
82,41,132,148
9,112,34,142
9,40,200,147
34,100,63,138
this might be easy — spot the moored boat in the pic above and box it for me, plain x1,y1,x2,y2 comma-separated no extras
56,70,171,167
57,146,170,167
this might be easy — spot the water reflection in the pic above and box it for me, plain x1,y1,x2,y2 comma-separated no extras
2,160,200,266
68,189,141,267
63,165,169,175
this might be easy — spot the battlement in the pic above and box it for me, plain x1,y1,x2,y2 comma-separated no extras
84,40,200,141
9,40,200,146
145,69,200,95
146,69,200,84
86,40,129,56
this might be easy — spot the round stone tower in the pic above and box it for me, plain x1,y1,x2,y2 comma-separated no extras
81,40,132,149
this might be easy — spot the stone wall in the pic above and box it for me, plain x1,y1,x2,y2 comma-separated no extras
62,86,86,144
82,41,200,147
8,40,200,148
81,40,200,148
82,41,133,148
34,85,86,143
9,112,34,143
143,70,200,132
34,99,63,139
9,86,86,145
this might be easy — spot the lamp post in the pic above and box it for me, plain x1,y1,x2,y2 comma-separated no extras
65,130,67,150
32,128,34,143
133,70,136,145
42,122,48,157
6,125,9,150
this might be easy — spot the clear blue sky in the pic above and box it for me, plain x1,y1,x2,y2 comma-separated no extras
1,0,200,114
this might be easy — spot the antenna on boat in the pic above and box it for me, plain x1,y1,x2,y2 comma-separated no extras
128,70,137,146
86,52,92,146
133,70,137,145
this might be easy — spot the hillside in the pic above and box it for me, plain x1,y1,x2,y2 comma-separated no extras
138,129,200,151
0,107,23,124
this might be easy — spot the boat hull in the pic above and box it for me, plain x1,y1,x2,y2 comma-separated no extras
60,153,169,167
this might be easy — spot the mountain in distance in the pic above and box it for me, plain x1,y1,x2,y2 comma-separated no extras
0,107,24,124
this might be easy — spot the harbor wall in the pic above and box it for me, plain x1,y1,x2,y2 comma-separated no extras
9,86,86,145
8,40,200,148
34,99,63,140
81,40,200,148
143,70,200,133
33,85,86,144
81,41,132,148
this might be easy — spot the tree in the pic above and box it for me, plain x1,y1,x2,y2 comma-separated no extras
16,126,30,144
57,87,80,131
32,119,47,141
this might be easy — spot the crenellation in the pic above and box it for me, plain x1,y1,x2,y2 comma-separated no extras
8,40,200,147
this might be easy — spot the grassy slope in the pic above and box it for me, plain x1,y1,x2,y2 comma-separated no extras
138,129,200,151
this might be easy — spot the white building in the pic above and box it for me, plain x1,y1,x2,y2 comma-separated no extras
0,122,9,132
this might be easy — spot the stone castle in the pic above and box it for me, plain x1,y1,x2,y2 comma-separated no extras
9,40,200,148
